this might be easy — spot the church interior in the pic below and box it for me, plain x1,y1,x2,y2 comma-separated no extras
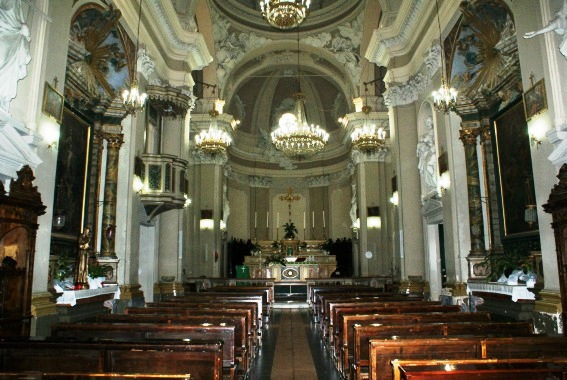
4,0,567,378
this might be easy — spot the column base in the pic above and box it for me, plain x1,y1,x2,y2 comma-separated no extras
154,282,185,301
96,257,120,284
533,289,563,334
397,279,430,299
467,254,489,281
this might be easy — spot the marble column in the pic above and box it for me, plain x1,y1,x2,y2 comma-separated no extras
100,130,123,258
459,127,487,279
90,127,105,252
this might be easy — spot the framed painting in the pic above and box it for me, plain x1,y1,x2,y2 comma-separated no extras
523,79,547,121
42,82,64,123
494,100,537,237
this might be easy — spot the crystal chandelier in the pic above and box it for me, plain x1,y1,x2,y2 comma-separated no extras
195,108,232,155
260,0,310,30
351,105,387,153
271,93,329,159
431,0,457,114
122,0,147,115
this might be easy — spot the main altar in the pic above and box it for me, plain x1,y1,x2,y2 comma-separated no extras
243,240,337,281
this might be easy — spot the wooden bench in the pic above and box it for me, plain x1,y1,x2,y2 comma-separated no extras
338,312,493,378
207,286,274,322
96,313,251,375
391,358,567,380
0,338,223,379
0,372,192,379
369,335,567,380
351,321,534,380
51,323,236,380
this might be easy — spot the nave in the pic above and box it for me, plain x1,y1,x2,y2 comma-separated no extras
248,305,341,380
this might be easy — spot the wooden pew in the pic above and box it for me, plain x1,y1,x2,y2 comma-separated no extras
206,286,274,322
51,323,236,380
351,321,534,380
125,304,258,361
369,336,567,380
391,358,567,380
0,373,192,379
0,338,223,379
96,313,251,375
337,312,493,378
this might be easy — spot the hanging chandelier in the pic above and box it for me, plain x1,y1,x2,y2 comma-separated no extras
351,105,387,153
431,0,457,114
260,0,310,30
122,0,147,115
195,108,232,155
271,93,329,159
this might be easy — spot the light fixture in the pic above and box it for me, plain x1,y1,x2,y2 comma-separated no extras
271,32,328,159
525,175,538,227
122,0,147,115
438,171,451,196
529,117,546,148
389,191,399,206
184,193,192,209
41,122,59,150
195,107,232,155
431,0,457,114
351,105,387,153
52,180,66,230
367,216,381,229
132,175,144,193
260,0,310,30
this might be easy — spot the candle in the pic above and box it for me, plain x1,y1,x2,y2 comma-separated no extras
254,212,257,228
303,212,306,229
277,212,279,227
267,211,269,228
312,211,315,228
323,210,325,228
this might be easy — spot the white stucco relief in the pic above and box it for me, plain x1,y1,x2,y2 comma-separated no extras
417,116,438,193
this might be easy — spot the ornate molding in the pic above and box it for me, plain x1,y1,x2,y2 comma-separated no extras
137,47,155,81
306,175,330,188
351,148,388,164
365,0,426,66
146,85,194,117
383,45,440,107
249,175,272,188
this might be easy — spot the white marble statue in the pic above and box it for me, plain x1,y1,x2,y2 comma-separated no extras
222,182,230,226
416,116,438,192
0,0,31,113
350,181,357,226
524,0,567,59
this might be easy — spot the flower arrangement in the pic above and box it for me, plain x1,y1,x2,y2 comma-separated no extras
283,222,298,239
264,253,287,267
88,261,112,279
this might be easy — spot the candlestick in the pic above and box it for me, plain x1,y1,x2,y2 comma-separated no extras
254,212,257,228
312,211,314,228
303,212,306,229
277,212,279,227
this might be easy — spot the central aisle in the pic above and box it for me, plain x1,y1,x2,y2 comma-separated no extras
248,306,342,380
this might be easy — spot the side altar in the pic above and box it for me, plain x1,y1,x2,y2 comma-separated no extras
243,240,337,281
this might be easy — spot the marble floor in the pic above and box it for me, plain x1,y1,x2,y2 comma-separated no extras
248,304,342,380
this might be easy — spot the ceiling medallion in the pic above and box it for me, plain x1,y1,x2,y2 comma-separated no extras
271,93,329,160
195,108,232,155
259,0,310,30
351,105,387,153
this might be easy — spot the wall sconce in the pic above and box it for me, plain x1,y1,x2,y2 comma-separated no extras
389,191,399,206
220,220,226,231
184,193,192,208
367,206,381,229
132,175,144,193
529,118,546,148
438,171,450,195
200,209,213,230
352,218,360,230
41,122,59,149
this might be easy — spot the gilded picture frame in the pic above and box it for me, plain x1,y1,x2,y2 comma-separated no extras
523,79,547,121
42,82,64,123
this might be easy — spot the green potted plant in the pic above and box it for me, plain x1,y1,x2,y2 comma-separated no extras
263,253,287,267
283,222,298,239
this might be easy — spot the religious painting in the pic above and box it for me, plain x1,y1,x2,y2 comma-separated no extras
52,107,91,241
523,79,547,120
42,82,64,123
493,100,536,237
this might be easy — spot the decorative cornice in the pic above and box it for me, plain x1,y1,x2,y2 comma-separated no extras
147,0,212,71
383,45,440,107
365,0,426,67
351,149,388,164
146,85,194,117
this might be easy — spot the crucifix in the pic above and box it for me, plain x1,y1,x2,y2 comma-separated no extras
280,187,300,223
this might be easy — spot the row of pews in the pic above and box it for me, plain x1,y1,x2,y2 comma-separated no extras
308,284,567,380
0,285,273,380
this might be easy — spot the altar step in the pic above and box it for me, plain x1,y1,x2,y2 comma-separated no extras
273,300,309,309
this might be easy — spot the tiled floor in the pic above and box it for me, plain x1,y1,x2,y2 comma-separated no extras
248,305,342,380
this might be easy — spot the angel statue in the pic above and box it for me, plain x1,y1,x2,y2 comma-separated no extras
524,0,567,59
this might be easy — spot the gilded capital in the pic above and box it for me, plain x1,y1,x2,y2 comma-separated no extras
104,133,124,148
459,128,480,146
479,125,491,144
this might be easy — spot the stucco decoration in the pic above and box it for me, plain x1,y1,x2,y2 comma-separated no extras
222,182,230,225
248,175,272,188
190,148,228,165
0,0,31,113
350,180,357,226
350,146,389,164
212,10,272,90
300,12,364,87
384,45,440,107
417,116,438,192
306,175,330,188
257,128,297,170
137,47,155,82
524,0,567,60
